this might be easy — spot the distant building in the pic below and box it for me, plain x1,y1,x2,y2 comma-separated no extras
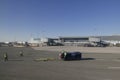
59,36,100,46
28,35,120,47
28,38,41,47
28,38,49,47
100,35,120,46
47,38,62,46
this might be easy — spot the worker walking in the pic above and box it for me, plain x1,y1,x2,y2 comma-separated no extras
59,50,67,60
4,52,8,61
19,50,23,57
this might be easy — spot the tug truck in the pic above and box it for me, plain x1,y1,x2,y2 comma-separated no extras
59,52,82,61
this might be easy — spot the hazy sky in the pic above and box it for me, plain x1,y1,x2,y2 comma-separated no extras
0,0,120,42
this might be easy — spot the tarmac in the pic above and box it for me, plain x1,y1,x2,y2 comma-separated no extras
0,47,120,80
34,46,120,53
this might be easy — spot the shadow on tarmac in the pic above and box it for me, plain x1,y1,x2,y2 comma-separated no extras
81,58,95,60
63,58,95,61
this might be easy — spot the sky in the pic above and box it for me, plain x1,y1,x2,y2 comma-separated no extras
0,0,120,42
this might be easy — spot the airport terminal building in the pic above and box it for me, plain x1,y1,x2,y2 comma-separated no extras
59,36,120,46
100,35,120,46
28,35,120,47
59,37,100,46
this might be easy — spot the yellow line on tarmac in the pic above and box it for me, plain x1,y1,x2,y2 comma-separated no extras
34,58,56,61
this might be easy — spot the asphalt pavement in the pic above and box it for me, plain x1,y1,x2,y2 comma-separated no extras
0,47,120,80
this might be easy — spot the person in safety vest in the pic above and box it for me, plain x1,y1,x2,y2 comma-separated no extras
19,50,23,57
59,50,67,60
4,52,8,61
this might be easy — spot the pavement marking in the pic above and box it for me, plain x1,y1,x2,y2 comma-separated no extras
96,59,120,62
8,59,24,61
108,67,120,69
34,58,56,61
102,79,112,80
112,60,120,62
96,59,105,60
